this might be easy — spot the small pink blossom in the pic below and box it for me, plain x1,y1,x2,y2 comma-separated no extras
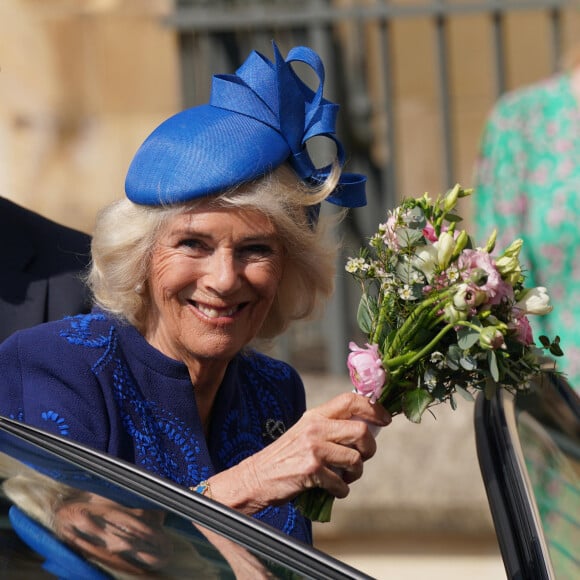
347,342,386,402
510,315,534,346
458,249,513,305
381,214,400,249
422,222,438,242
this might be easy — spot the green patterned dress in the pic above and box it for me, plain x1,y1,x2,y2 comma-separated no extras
474,73,580,389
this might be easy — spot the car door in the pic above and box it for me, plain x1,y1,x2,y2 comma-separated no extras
0,416,373,580
474,374,580,580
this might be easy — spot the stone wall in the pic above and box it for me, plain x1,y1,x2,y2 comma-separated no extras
0,0,179,233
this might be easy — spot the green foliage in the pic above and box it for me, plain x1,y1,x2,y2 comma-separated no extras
403,388,434,423
539,335,563,357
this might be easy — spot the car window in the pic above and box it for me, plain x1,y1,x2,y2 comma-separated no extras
475,374,580,580
0,417,372,580
515,377,580,580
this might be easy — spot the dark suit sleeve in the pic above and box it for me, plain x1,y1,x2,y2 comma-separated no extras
0,200,92,341
37,217,92,321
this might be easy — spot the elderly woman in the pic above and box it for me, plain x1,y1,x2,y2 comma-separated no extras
0,43,390,545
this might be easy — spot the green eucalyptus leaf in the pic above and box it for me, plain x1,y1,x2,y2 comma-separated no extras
446,344,462,370
450,394,457,410
403,389,434,423
455,384,474,401
459,355,477,371
395,261,418,285
403,207,426,229
357,297,373,334
457,327,480,349
487,350,499,382
446,359,459,371
397,227,425,248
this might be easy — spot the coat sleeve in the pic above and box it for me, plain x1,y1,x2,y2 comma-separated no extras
0,328,111,451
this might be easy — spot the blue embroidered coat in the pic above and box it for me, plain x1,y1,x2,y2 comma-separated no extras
0,310,312,543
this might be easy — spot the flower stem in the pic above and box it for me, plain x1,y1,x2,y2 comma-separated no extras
379,323,455,405
372,291,391,345
403,323,454,367
383,288,454,360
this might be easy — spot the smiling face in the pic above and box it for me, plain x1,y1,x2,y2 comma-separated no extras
142,204,285,374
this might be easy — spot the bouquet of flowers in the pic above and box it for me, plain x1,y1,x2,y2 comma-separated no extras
296,184,562,522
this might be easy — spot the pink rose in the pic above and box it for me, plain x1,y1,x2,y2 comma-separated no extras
347,342,386,402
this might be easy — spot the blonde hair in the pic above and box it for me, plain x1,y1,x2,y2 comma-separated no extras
88,163,343,338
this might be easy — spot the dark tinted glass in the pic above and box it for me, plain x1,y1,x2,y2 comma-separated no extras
0,419,370,579
515,376,580,579
475,373,580,580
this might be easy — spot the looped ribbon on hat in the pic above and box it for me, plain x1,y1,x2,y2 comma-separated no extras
210,42,366,208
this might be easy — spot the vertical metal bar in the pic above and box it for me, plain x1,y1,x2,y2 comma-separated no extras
176,0,195,107
491,10,506,98
548,7,562,72
433,1,454,189
178,32,197,107
379,14,397,213
306,0,349,375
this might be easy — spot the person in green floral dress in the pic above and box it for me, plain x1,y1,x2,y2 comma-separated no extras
474,53,580,390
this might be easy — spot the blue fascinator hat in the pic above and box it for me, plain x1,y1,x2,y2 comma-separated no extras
125,42,366,210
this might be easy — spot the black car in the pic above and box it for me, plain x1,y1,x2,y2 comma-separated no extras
475,373,580,580
1,373,578,579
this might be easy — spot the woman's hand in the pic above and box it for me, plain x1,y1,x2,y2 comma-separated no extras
208,392,391,515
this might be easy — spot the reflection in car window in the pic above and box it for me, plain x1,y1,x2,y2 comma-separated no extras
516,382,580,580
0,432,304,579
0,454,224,578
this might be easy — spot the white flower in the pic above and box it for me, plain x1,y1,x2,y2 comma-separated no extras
380,274,396,291
398,284,416,301
429,351,446,369
369,233,383,249
453,283,486,310
446,264,460,282
345,257,367,274
434,231,455,269
412,245,438,282
423,369,438,388
515,287,553,316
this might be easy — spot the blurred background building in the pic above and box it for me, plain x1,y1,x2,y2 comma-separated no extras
1,0,578,576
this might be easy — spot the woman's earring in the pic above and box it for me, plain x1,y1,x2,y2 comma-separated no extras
134,283,144,294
